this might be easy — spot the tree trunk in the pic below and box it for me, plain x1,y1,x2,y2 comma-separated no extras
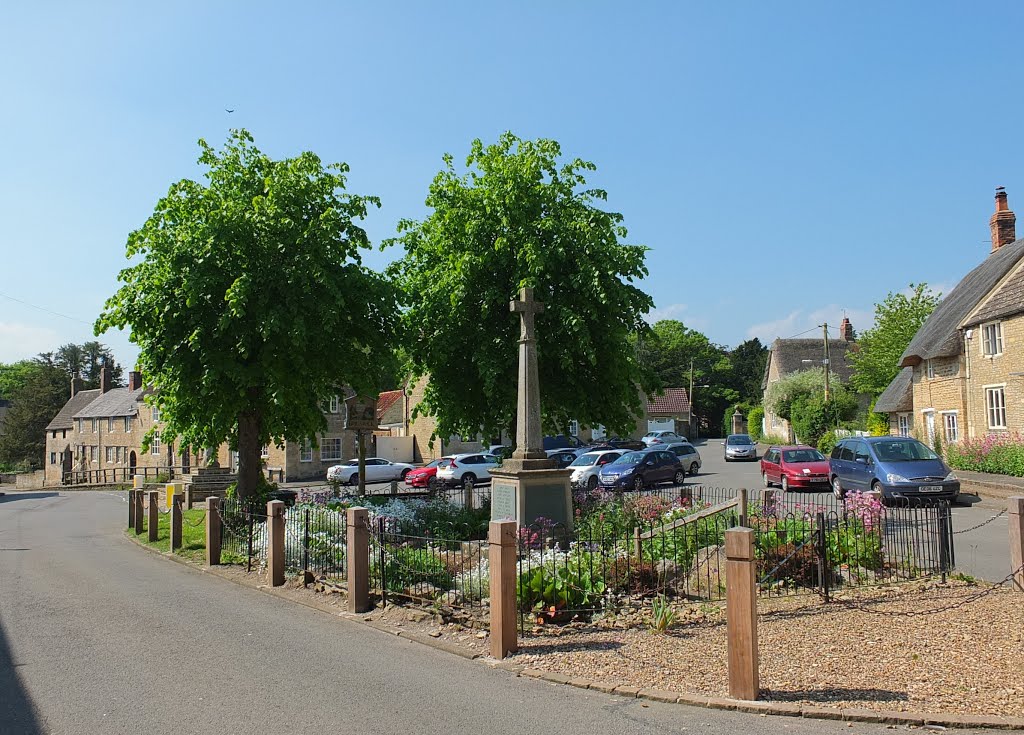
236,409,262,501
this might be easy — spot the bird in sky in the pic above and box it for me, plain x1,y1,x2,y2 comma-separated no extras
225,108,235,113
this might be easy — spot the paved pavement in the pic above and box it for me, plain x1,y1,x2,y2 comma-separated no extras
692,438,1017,583
0,490,991,735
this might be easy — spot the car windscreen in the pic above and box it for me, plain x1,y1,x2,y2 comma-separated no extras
872,440,938,462
613,452,646,466
424,458,447,469
570,454,600,467
783,449,824,463
727,436,753,445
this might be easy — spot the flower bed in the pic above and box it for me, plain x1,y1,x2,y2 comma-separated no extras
946,432,1024,477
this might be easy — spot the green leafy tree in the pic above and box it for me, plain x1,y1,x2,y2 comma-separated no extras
388,133,655,441
0,360,38,399
850,283,941,396
763,368,842,422
97,130,396,500
729,338,769,404
790,389,858,448
37,342,124,389
0,362,67,470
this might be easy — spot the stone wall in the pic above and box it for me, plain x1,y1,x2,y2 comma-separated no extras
964,315,1024,439
910,355,967,444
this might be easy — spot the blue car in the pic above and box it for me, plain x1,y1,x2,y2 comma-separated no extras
597,448,686,492
828,436,960,502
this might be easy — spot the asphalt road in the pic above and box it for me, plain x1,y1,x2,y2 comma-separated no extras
691,438,1016,583
0,490,986,735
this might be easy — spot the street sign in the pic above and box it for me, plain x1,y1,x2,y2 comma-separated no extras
344,395,378,432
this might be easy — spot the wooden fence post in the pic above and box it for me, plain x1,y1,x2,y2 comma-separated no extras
206,497,221,566
133,490,144,535
169,493,184,551
267,500,285,587
147,490,159,542
738,488,749,528
488,519,518,659
128,489,136,529
1010,496,1024,592
346,507,370,613
725,527,759,700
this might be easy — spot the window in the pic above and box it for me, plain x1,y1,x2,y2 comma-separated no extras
329,395,341,414
151,432,161,455
986,386,1007,429
108,417,115,432
105,446,114,463
76,419,82,433
91,418,97,433
151,407,160,422
568,420,579,437
942,412,958,443
260,445,270,459
62,429,66,439
115,446,123,463
982,322,1004,357
321,437,342,461
51,431,56,439
89,446,97,463
49,452,56,465
926,360,935,380
299,440,313,463
124,416,131,432
897,414,910,437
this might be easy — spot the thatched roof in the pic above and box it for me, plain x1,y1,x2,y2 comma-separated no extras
874,368,913,413
765,338,857,385
900,238,1024,365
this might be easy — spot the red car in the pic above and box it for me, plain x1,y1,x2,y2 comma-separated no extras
404,456,453,490
760,445,831,492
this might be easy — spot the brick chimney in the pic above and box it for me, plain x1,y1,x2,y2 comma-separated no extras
128,370,143,391
100,361,113,394
840,317,855,341
990,187,1016,253
70,372,84,398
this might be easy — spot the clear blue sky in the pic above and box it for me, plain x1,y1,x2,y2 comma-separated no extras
3,2,1023,366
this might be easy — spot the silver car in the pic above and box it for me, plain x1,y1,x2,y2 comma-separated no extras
568,450,624,490
724,434,758,462
664,441,702,475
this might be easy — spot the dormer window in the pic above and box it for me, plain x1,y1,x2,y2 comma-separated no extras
329,395,341,414
982,321,1003,357
926,360,935,380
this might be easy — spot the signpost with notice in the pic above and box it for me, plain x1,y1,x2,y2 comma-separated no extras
344,395,378,496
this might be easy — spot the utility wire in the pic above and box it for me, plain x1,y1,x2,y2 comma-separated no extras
0,291,93,326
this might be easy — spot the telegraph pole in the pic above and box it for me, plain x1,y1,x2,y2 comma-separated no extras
689,359,695,439
822,323,831,402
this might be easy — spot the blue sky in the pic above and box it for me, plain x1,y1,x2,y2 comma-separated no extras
2,2,1023,366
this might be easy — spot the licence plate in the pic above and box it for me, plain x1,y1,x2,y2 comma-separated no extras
920,485,944,493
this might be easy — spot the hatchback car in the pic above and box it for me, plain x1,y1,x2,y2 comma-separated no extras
724,434,758,461
435,452,501,490
326,457,416,485
829,436,960,502
403,456,454,490
548,449,582,469
568,450,623,490
663,442,702,476
760,445,830,492
597,449,686,491
643,430,687,446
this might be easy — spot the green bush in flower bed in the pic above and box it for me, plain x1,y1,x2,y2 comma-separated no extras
517,551,606,619
379,546,453,594
946,432,1024,477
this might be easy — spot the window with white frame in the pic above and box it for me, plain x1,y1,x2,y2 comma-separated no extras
50,452,57,465
942,412,959,443
926,360,935,379
89,446,97,463
299,439,313,462
568,420,579,437
115,446,123,463
897,414,910,437
91,418,97,433
329,395,341,414
124,416,131,432
982,321,1004,357
76,418,82,433
321,437,342,460
151,406,161,422
261,445,270,459
108,417,115,432
151,432,161,455
986,386,1007,429
105,446,114,462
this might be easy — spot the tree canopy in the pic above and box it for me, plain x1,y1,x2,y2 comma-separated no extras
97,130,397,498
36,342,123,389
850,283,941,396
0,360,38,400
387,133,656,442
0,361,67,471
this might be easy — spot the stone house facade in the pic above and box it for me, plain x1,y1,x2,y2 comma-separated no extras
877,189,1024,445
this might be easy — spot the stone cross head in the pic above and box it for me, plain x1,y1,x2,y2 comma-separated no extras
510,286,545,341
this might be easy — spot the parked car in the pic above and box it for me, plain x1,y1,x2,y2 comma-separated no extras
404,456,454,490
643,430,687,446
724,434,758,461
760,445,830,492
664,442,702,476
597,448,686,491
543,435,584,451
567,450,624,490
326,457,416,485
602,436,646,451
829,436,960,502
547,449,582,469
435,452,501,490
488,444,514,459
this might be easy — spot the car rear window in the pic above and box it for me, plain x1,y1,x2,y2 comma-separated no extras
783,449,824,463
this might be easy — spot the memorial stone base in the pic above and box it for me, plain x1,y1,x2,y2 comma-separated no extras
489,465,574,532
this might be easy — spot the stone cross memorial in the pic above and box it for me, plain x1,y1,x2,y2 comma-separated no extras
489,286,574,530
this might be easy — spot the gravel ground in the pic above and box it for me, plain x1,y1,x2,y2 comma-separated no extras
511,580,1024,717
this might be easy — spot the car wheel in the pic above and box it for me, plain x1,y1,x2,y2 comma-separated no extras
400,468,411,481
633,475,644,492
832,476,845,500
462,473,477,491
673,469,686,484
586,475,598,491
781,475,789,493
689,463,699,476
762,471,771,488
348,473,359,486
427,477,439,493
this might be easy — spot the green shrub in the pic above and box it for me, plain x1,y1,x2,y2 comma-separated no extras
517,552,606,617
790,389,858,448
381,547,453,593
747,406,765,442
946,433,1024,477
817,430,839,456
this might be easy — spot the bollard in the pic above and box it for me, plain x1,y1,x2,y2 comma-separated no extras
133,490,145,535
390,480,398,497
128,489,136,529
346,507,370,613
488,520,518,659
267,500,285,587
463,480,476,511
725,527,759,700
169,493,184,551
205,496,221,566
1011,496,1024,592
133,475,144,491
147,491,159,542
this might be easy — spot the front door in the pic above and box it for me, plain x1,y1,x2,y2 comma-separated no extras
128,451,137,478
923,411,936,447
